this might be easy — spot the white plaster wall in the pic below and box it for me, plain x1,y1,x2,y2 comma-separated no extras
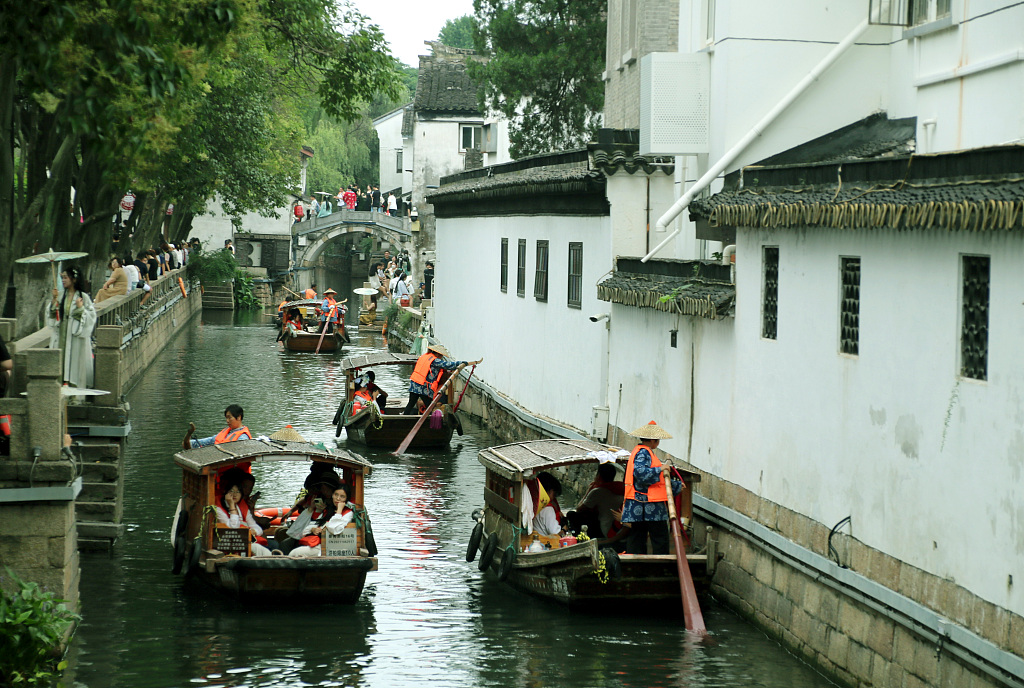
411,116,481,209
374,109,405,193
189,198,291,250
718,227,1024,615
607,172,679,259
434,214,613,433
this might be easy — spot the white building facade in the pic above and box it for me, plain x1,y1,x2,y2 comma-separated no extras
431,1,1024,686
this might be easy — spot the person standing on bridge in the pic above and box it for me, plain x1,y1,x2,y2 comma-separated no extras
292,200,305,224
371,185,382,213
182,404,252,449
342,186,357,210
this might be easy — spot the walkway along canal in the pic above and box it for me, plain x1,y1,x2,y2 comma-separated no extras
65,316,833,688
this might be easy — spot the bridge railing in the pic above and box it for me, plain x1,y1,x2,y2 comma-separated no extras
294,208,408,235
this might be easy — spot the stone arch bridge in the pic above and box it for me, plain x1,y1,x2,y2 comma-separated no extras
294,210,411,268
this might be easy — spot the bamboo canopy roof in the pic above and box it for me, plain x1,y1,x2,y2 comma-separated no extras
174,440,372,474
340,352,419,372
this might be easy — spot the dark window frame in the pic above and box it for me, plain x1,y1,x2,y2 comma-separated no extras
762,246,779,340
567,242,583,309
516,239,526,297
839,256,861,356
395,150,403,174
500,238,508,293
960,254,990,381
534,240,549,302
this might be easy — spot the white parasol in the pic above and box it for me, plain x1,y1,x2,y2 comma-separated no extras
16,248,90,289
353,287,378,296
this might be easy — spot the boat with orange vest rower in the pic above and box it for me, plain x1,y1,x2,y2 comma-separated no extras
169,427,377,603
331,351,464,449
466,438,720,611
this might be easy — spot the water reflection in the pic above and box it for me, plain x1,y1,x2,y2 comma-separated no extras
66,317,830,688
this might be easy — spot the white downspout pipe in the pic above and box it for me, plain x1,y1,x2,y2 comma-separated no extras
641,17,870,263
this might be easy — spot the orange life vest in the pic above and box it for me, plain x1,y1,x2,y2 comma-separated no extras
214,425,251,444
351,389,373,414
278,300,287,314
623,444,668,503
304,288,316,299
323,297,339,322
0,415,9,437
410,352,442,394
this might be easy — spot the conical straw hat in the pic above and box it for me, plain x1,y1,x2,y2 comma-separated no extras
270,425,306,442
628,420,673,440
427,343,450,358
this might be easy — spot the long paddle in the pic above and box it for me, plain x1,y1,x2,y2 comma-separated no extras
393,363,467,456
452,365,476,412
664,467,706,633
314,305,337,354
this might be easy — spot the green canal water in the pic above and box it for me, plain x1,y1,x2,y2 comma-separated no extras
64,314,834,688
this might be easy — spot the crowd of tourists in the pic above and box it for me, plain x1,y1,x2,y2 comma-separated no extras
292,185,402,223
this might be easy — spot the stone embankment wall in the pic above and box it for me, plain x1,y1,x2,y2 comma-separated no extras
383,314,1022,688
0,269,202,608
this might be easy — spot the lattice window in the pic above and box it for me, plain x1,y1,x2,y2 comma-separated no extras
961,255,989,380
762,247,779,340
869,0,949,25
500,238,508,293
840,257,861,355
517,239,526,297
567,242,583,309
534,240,549,302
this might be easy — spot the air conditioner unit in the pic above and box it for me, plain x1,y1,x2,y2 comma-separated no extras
640,52,710,156
482,123,498,153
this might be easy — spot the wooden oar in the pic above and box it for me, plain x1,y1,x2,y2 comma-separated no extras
452,364,476,412
664,467,706,633
393,363,467,456
314,305,336,354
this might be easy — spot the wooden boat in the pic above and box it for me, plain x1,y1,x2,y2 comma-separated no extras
469,438,719,608
282,328,345,352
169,439,377,603
332,351,463,449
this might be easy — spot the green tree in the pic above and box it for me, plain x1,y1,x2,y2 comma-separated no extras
471,0,605,158
438,15,478,50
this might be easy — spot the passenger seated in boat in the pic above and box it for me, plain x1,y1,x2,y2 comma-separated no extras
215,480,272,557
350,376,378,416
287,474,345,557
530,472,564,536
291,483,355,558
568,464,625,538
182,404,251,449
365,370,388,408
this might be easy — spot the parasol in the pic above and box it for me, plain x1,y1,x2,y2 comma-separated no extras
61,387,110,397
353,287,378,296
16,248,90,289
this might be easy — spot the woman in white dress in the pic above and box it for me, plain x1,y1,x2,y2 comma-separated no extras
47,266,97,389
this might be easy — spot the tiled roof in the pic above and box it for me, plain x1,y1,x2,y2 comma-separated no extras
401,106,414,137
414,56,480,114
691,145,1024,233
589,130,675,176
597,258,735,320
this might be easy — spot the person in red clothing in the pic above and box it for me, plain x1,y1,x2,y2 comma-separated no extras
342,186,357,210
292,200,305,224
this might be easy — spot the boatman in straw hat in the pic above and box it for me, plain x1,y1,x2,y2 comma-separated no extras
403,344,482,415
622,421,683,555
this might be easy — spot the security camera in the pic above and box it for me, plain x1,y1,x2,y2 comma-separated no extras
589,313,610,323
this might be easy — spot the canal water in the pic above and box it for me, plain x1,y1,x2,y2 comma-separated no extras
65,315,834,688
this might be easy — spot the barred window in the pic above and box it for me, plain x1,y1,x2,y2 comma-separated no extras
840,257,861,355
396,150,403,174
500,238,508,293
567,242,583,309
961,255,989,380
762,247,779,340
517,239,526,297
534,240,549,302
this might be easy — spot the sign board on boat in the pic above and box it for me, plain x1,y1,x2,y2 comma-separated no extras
324,525,358,556
214,527,250,556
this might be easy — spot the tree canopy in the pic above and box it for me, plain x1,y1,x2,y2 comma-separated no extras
438,15,478,50
0,0,402,314
471,0,605,158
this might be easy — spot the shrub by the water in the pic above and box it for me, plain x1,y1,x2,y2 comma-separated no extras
0,568,79,685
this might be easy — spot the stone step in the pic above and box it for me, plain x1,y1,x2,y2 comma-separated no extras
73,442,122,463
76,501,118,521
77,521,124,541
81,462,119,482
79,481,118,502
78,538,115,552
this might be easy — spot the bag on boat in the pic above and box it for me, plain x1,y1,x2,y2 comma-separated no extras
285,509,313,539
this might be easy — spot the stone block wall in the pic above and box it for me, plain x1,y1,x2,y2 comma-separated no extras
0,502,80,609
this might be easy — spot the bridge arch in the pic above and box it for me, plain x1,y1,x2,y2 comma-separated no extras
296,210,412,268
